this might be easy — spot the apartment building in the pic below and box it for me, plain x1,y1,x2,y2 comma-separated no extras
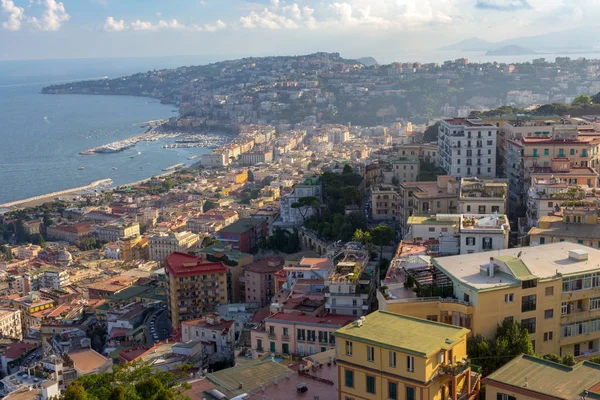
438,118,498,178
505,123,600,214
181,313,235,357
529,205,600,248
46,223,92,244
397,142,438,167
95,222,140,243
398,176,458,236
149,231,200,261
381,243,600,357
11,293,54,335
198,243,253,303
458,177,508,215
335,311,480,400
387,158,420,183
250,312,353,358
279,175,323,227
201,152,229,167
0,308,22,340
284,257,332,289
22,268,71,292
165,252,228,328
406,214,509,255
525,162,599,229
325,243,373,317
240,149,273,165
243,257,285,307
16,244,42,260
371,185,399,221
217,218,268,253
482,354,600,400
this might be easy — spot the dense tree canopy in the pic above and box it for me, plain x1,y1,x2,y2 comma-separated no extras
58,362,190,400
423,122,440,142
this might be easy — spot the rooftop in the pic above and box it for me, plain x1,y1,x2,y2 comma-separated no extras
483,354,600,399
206,359,291,398
67,349,109,375
529,220,600,240
244,257,285,274
335,311,470,357
442,117,495,128
165,252,227,277
218,218,264,234
434,242,600,292
266,312,354,328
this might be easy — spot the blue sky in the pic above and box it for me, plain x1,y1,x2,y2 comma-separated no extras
1,0,599,61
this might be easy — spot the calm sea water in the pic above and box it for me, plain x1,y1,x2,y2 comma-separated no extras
0,57,219,205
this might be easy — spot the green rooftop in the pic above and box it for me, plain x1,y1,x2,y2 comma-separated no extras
335,311,470,357
484,354,600,399
218,218,264,234
106,285,164,303
298,174,322,186
207,359,290,397
494,256,537,281
199,243,252,261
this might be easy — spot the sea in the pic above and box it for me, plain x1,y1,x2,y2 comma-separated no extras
0,56,225,205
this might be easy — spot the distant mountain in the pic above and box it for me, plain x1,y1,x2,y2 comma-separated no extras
356,57,378,66
486,45,536,56
439,37,494,51
440,27,600,53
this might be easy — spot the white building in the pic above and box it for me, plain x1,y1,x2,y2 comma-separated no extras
201,152,229,167
438,118,498,178
181,313,235,358
279,175,323,227
0,308,22,340
149,231,200,261
371,185,399,221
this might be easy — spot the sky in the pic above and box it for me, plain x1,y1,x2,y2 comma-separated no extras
1,0,600,62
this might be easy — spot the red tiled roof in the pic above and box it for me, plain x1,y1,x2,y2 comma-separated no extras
251,307,271,323
3,343,36,359
119,346,151,362
165,252,227,277
243,257,285,273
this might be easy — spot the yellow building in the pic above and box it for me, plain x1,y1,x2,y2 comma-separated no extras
381,242,600,358
528,206,600,249
334,311,480,400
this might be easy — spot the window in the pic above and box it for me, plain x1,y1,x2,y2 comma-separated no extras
345,340,352,356
561,302,568,315
545,286,554,296
283,327,288,336
544,149,549,155
367,346,374,362
497,394,516,400
544,331,553,341
464,293,470,303
539,237,546,245
407,355,414,372
466,237,476,246
466,205,471,212
388,382,398,400
482,237,493,250
521,317,536,334
544,309,554,319
269,326,275,335
344,370,354,387
522,279,537,289
406,387,415,400
366,376,375,394
389,351,396,367
428,227,435,232
570,149,575,156
522,294,537,312
478,205,486,213
492,206,500,212
590,296,600,310
505,293,514,303
533,149,538,157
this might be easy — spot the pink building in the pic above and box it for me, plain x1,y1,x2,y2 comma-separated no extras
243,257,284,307
250,312,353,357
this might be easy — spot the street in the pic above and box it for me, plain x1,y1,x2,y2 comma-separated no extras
145,305,172,345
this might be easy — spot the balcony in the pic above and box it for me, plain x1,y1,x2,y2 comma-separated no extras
560,308,600,324
268,333,276,339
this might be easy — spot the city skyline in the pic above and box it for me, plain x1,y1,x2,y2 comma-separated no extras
2,0,600,61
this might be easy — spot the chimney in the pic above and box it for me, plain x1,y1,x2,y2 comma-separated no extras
488,257,494,277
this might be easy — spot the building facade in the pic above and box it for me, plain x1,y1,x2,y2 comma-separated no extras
243,257,285,307
149,231,200,261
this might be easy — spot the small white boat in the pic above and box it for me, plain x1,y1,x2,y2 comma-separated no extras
78,167,85,170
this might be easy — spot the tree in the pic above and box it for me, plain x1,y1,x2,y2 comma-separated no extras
468,320,534,376
352,228,372,246
592,92,600,104
342,164,353,174
541,353,562,364
423,122,440,142
561,353,576,366
572,94,592,108
247,170,254,182
291,196,320,221
203,200,218,213
370,225,396,261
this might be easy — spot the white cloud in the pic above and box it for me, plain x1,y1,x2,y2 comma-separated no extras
199,0,207,5
240,1,316,29
103,16,126,32
104,16,225,33
30,0,70,31
1,0,25,31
